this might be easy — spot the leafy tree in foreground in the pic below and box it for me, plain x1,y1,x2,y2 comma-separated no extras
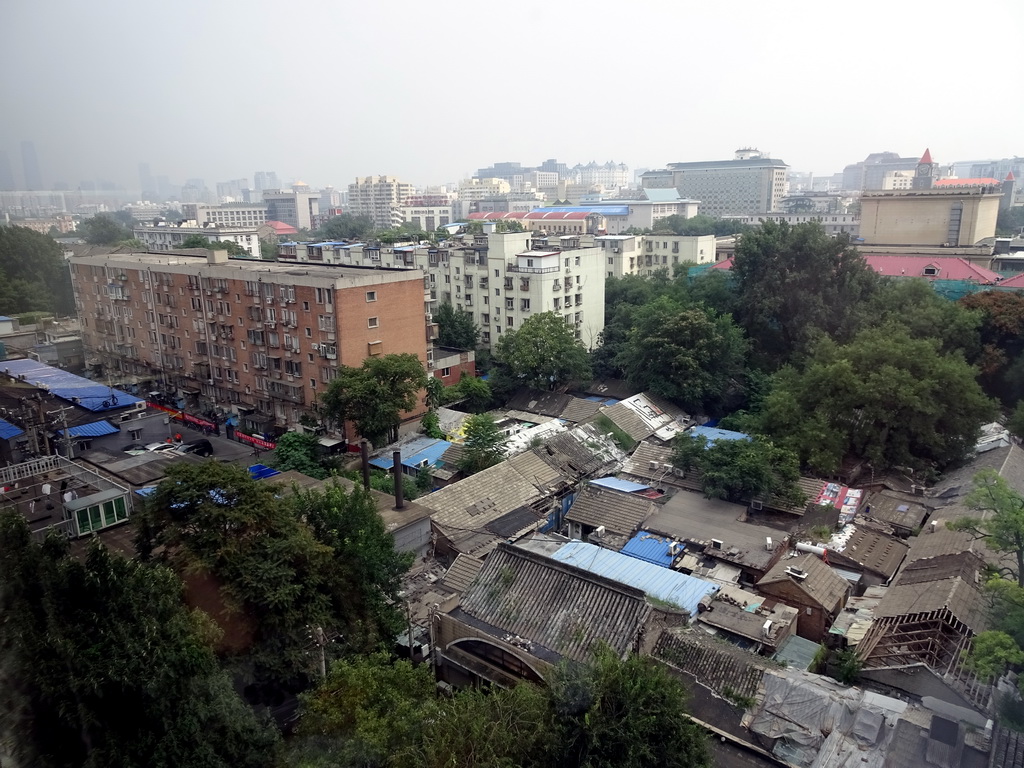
273,430,328,478
672,432,804,506
495,310,592,390
455,371,492,412
757,326,994,474
321,353,427,446
0,225,74,315
949,469,1024,587
866,278,981,357
433,300,479,350
135,462,334,693
458,413,507,474
733,220,878,368
0,511,278,767
617,296,747,415
960,290,1024,404
78,213,133,245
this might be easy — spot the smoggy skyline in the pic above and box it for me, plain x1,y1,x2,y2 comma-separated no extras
3,0,1022,192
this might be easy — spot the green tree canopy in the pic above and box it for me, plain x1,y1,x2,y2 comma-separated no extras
672,432,804,506
315,213,375,241
78,213,133,245
0,511,279,767
960,290,1024,404
0,226,75,315
177,234,247,255
650,213,750,237
733,220,879,367
458,413,507,474
273,431,327,478
866,278,981,357
433,300,479,349
495,311,592,390
757,326,995,474
616,296,748,415
949,469,1024,587
321,353,428,446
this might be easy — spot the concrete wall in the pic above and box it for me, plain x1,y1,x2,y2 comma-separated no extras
860,191,1000,246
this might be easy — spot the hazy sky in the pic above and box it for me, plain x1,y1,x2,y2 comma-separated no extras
3,0,1021,191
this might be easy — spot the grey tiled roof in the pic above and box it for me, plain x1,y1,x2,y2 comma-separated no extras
758,554,850,611
455,543,651,663
559,397,602,423
565,485,654,535
836,528,909,580
654,629,766,701
875,552,988,632
441,554,484,594
505,388,571,418
601,401,654,441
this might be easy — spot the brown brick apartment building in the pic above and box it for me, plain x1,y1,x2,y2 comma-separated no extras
70,249,431,437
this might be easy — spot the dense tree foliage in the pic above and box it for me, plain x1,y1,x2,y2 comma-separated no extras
649,213,751,237
458,413,507,474
178,234,248,255
617,296,747,415
0,225,75,315
433,300,479,349
321,353,428,446
289,644,710,768
495,311,592,390
997,206,1024,236
867,278,981,356
315,213,375,241
78,213,133,244
0,511,278,767
757,327,995,474
136,464,412,697
950,469,1024,587
960,290,1024,404
672,433,804,506
733,221,879,367
273,431,328,478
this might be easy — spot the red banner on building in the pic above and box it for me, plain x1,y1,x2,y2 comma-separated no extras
235,431,275,450
147,401,217,430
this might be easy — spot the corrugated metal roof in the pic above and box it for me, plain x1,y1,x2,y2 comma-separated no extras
590,477,650,493
550,541,719,616
249,464,281,480
0,418,25,440
60,419,119,438
1,359,143,412
689,425,750,445
370,437,451,470
620,531,679,567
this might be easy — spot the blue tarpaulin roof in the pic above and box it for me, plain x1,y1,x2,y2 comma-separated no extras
590,477,650,493
1,359,143,412
620,532,682,567
249,464,281,480
369,437,451,471
689,425,750,445
550,541,718,616
0,418,24,440
536,205,632,216
60,419,119,438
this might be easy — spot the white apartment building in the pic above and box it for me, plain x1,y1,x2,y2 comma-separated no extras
347,176,415,229
401,204,453,232
275,229,607,352
595,235,716,277
642,149,789,217
133,223,263,259
455,178,512,218
182,203,268,228
728,213,860,237
573,161,631,189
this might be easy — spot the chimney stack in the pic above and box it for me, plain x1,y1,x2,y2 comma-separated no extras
360,440,370,490
393,450,405,509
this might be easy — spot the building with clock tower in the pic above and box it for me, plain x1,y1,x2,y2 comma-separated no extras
911,148,937,190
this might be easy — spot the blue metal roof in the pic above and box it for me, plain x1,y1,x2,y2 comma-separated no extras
590,477,650,493
689,425,750,445
620,532,682,567
249,464,281,480
1,359,143,412
550,541,718,616
0,418,24,440
369,437,451,471
60,419,119,438
0,315,12,322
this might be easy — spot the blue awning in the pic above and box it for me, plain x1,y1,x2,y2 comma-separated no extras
0,418,24,440
60,419,119,438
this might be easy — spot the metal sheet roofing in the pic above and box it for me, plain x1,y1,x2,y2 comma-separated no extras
60,419,119,438
0,418,24,440
248,464,281,480
550,540,718,616
590,477,651,493
689,425,750,445
537,205,631,216
620,531,681,567
369,437,451,470
1,359,143,412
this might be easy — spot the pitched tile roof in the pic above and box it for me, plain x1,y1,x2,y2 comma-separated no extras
601,400,653,441
454,543,651,663
565,484,654,535
505,388,572,417
559,397,603,423
834,527,909,580
758,553,849,610
441,553,484,593
863,254,1002,283
653,630,767,701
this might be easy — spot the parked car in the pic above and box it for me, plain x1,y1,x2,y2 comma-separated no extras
123,443,148,455
145,442,180,454
175,438,214,457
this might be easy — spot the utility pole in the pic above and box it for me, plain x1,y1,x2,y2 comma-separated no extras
47,406,77,459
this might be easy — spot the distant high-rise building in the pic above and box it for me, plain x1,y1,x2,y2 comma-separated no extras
253,171,280,199
841,152,920,192
138,162,155,199
0,150,15,191
21,141,42,190
263,188,320,230
216,178,249,202
347,176,415,229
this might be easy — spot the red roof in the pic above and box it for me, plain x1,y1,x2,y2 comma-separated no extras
996,272,1024,288
864,254,1001,283
920,148,933,164
266,220,298,235
932,177,1000,187
1007,171,1016,182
